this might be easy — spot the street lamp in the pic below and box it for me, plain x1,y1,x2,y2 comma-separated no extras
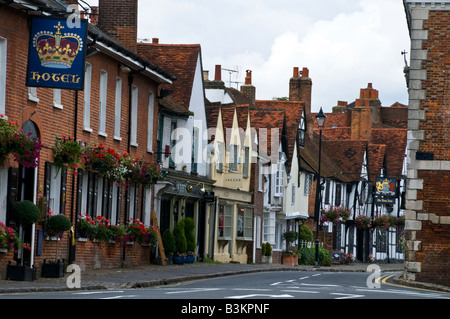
314,107,326,267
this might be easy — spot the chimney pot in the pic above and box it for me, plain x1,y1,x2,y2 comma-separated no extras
215,65,222,81
301,67,309,78
293,67,299,78
245,70,252,85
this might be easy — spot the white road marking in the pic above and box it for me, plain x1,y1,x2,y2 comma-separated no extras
331,293,365,299
226,294,294,299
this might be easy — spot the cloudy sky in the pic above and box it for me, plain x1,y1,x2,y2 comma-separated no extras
82,0,411,113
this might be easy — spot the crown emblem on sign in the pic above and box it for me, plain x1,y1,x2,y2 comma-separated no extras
33,22,84,69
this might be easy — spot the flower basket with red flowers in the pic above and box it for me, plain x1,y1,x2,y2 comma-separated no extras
90,216,113,243
129,160,163,188
0,115,18,165
355,215,372,229
83,144,119,176
373,214,390,229
11,130,43,168
321,206,351,224
52,134,83,171
125,218,150,243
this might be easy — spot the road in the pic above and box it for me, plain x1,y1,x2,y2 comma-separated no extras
1,271,449,301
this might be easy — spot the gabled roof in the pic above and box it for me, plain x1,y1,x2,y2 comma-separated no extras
138,43,202,115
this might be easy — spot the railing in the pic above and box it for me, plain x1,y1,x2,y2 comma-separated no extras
298,240,324,249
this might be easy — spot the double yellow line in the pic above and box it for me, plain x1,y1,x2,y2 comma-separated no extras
377,274,450,295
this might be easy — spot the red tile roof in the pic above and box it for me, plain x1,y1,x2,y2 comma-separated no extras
137,43,201,115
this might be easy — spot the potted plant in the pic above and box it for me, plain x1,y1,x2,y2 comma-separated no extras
282,231,298,266
42,213,72,278
7,200,40,281
162,229,176,265
261,242,272,264
184,218,196,263
173,220,187,264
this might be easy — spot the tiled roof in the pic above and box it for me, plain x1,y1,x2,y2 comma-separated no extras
138,43,201,114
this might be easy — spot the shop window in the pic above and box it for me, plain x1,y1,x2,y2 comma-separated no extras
218,203,233,240
237,206,252,240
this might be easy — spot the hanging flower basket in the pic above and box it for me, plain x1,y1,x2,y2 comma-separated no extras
373,214,390,229
0,115,18,166
82,143,120,175
53,134,83,170
129,160,163,188
355,215,372,229
11,130,43,168
321,206,351,224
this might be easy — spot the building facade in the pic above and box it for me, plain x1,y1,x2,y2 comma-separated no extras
402,0,450,286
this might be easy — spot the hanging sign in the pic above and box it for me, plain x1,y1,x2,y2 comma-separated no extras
375,177,397,204
26,16,88,90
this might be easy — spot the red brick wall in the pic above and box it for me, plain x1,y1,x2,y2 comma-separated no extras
420,11,450,161
0,4,159,274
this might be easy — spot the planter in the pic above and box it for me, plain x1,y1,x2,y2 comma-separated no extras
6,263,34,281
185,255,196,263
282,254,298,266
41,259,65,278
173,255,186,265
261,256,272,264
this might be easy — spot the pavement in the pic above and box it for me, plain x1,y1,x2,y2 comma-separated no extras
0,261,410,294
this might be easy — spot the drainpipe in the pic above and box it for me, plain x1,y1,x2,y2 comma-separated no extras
69,90,78,265
123,65,146,263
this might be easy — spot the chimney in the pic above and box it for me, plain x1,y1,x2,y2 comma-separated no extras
289,67,312,113
204,65,225,89
152,38,159,44
358,83,381,124
351,99,372,140
214,65,222,81
98,0,138,52
240,70,256,106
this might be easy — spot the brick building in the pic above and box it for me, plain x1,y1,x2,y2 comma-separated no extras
0,0,175,278
402,0,450,287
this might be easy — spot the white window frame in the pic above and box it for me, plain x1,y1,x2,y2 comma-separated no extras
131,85,138,147
53,89,63,109
147,92,154,152
28,87,39,103
98,70,108,137
0,168,8,223
0,37,7,115
263,211,276,245
83,62,93,132
114,77,122,141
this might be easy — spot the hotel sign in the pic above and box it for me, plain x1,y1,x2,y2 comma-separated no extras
26,16,87,90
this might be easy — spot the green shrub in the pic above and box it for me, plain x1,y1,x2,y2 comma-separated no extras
47,214,72,236
298,246,331,266
173,220,187,254
299,224,313,242
264,242,272,256
184,217,196,252
13,200,41,225
261,242,266,256
162,229,176,254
